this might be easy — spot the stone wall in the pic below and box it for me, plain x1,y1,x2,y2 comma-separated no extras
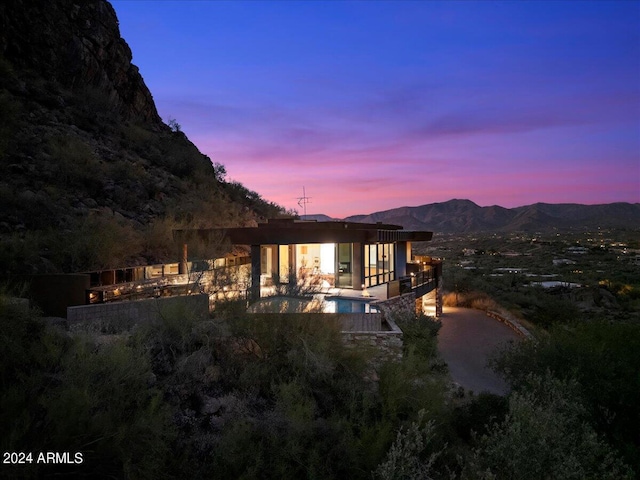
341,317,404,364
374,292,417,320
67,294,209,334
487,309,533,339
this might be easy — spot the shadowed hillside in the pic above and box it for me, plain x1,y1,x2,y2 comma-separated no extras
0,0,285,275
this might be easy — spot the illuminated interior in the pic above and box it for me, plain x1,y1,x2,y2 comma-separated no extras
261,242,355,288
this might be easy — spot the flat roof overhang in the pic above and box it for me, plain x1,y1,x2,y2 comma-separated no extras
174,220,433,246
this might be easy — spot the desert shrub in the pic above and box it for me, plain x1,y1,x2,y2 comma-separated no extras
378,353,447,424
52,213,144,271
141,217,184,263
375,410,444,480
451,393,508,444
524,295,580,327
0,295,173,479
136,298,205,362
378,312,447,426
41,339,173,479
0,296,66,479
489,321,640,475
119,122,155,155
184,311,402,479
395,313,441,362
225,313,355,392
155,134,211,179
47,134,104,192
443,290,499,311
0,230,47,274
465,373,633,480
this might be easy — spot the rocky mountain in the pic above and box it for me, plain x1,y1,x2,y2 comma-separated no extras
0,0,284,275
339,199,640,233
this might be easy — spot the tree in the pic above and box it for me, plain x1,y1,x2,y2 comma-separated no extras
167,116,181,132
212,161,227,182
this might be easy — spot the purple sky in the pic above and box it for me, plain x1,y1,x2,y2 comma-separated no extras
111,0,640,218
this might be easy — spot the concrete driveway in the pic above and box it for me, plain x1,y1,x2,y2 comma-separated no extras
437,306,521,395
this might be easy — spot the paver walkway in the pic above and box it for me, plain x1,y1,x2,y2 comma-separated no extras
437,306,521,395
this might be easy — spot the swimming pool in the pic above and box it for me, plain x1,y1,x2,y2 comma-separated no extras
248,295,379,314
323,296,380,313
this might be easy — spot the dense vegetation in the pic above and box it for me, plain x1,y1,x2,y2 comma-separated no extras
2,292,637,479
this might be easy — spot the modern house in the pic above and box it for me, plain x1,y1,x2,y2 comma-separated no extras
178,218,442,313
22,218,441,322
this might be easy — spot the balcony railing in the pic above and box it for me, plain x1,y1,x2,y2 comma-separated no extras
387,261,441,299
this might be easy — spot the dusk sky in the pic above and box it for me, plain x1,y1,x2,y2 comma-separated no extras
111,0,640,218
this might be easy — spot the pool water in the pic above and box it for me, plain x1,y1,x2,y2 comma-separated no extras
324,296,380,313
248,296,379,314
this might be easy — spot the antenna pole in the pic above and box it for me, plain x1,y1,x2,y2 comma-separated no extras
296,187,311,219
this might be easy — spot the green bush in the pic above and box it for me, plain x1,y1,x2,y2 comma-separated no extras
0,295,174,479
466,373,633,480
489,321,640,475
375,410,444,480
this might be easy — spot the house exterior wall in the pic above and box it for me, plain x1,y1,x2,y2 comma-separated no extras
396,241,408,277
353,242,363,289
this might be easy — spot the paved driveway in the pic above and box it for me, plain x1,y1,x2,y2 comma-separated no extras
437,306,521,395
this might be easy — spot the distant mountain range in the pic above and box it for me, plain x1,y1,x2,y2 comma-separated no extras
304,199,640,233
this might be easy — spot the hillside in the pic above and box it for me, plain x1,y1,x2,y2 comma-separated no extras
0,0,284,275
341,199,640,233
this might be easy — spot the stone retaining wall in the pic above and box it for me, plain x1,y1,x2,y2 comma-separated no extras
374,292,417,318
67,294,209,333
341,317,404,363
486,309,533,339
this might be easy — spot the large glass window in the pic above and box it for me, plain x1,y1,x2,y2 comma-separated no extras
364,243,395,287
295,243,336,288
279,245,290,282
337,243,353,287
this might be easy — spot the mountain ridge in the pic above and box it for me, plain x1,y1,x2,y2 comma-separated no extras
305,199,640,233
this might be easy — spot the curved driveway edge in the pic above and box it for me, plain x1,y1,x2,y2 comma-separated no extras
437,306,521,396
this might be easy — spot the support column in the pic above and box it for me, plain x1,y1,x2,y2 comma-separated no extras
179,243,188,275
353,242,363,290
250,244,261,300
396,241,408,277
435,276,443,317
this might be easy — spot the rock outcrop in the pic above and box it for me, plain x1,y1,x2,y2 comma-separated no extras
0,0,283,275
0,0,160,123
